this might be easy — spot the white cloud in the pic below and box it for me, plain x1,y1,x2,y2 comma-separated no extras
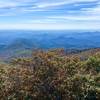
0,13,15,16
22,9,45,12
0,22,100,30
0,2,17,8
82,5,100,14
48,15,100,21
0,0,98,9
35,1,68,8
34,0,98,8
27,19,60,23
0,0,100,30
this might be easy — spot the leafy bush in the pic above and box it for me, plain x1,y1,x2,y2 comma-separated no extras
0,49,100,100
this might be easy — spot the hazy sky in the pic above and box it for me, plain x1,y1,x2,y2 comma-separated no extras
0,0,100,30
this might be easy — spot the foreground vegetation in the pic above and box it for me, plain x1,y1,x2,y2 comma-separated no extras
0,49,100,100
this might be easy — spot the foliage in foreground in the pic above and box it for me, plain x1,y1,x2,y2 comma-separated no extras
0,49,100,100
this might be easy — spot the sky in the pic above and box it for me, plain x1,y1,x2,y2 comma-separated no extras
0,0,100,30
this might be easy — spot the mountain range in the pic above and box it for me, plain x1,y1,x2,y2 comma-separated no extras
0,30,100,60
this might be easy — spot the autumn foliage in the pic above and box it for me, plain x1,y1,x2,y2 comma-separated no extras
0,49,100,100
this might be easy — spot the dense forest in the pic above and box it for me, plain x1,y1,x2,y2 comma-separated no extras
0,48,100,100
